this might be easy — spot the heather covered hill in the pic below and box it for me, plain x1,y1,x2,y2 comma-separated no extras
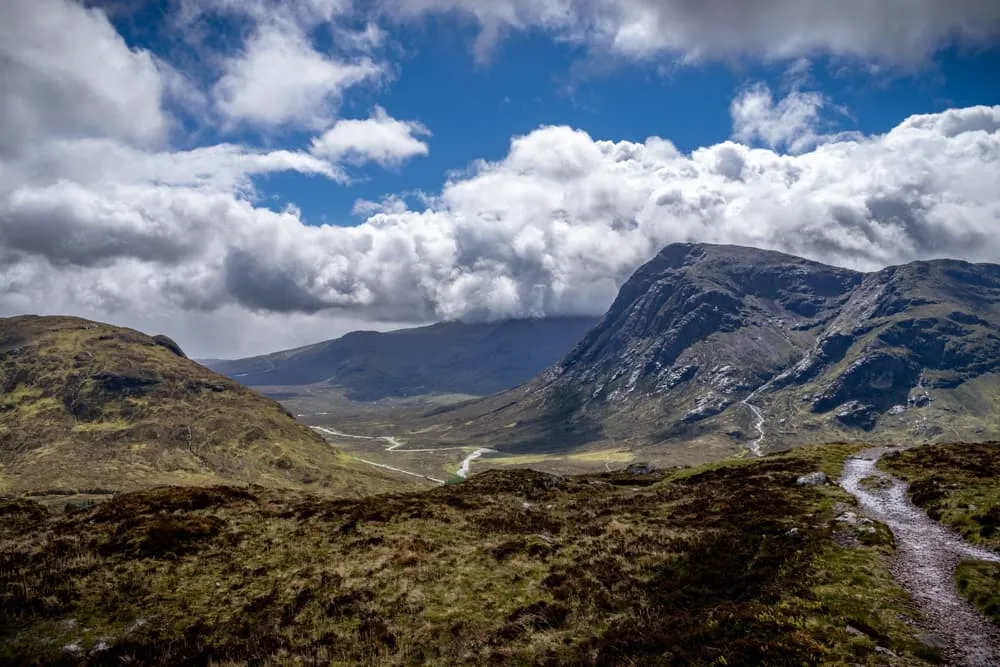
0,445,943,665
0,316,412,496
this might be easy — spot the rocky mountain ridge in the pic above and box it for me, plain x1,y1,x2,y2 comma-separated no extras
416,244,1000,462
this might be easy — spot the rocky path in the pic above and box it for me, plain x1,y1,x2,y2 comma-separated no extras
840,447,1000,666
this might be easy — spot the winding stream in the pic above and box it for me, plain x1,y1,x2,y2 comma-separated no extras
310,425,492,483
840,447,1000,666
741,390,766,457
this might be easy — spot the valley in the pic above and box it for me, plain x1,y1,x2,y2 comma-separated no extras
227,244,1000,479
4,244,1000,665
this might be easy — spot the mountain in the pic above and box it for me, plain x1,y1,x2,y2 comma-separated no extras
0,315,410,495
416,243,1000,461
205,317,600,400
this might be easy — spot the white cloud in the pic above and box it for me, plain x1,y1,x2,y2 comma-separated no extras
0,0,168,153
730,83,859,153
213,23,384,128
177,0,352,27
381,0,1000,64
3,0,1000,360
310,107,431,166
5,103,1000,356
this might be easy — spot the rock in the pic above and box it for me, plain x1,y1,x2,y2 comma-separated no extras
62,640,84,657
683,393,732,422
625,463,654,476
914,632,946,649
152,334,187,358
909,392,933,408
834,400,878,430
888,404,907,416
797,472,829,486
874,646,898,658
656,364,698,391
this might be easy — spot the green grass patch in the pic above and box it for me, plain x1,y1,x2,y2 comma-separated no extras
956,561,1000,626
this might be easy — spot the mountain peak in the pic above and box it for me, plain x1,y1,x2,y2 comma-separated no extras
426,245,1000,460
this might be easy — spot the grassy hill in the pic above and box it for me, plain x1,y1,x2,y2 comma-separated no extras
0,316,412,497
0,444,944,665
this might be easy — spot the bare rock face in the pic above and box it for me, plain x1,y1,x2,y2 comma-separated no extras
407,244,1000,456
152,334,187,358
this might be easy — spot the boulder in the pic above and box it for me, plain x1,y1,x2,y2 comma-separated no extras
796,472,829,486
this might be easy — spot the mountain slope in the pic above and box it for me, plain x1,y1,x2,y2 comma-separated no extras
0,316,411,495
414,244,1000,461
206,317,600,400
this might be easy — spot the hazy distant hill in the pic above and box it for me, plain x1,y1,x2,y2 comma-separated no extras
421,243,1000,458
206,317,600,400
0,315,409,495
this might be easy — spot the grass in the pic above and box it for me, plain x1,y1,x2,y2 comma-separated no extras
0,315,412,497
881,442,1000,549
0,443,941,665
881,442,1000,630
956,561,1000,626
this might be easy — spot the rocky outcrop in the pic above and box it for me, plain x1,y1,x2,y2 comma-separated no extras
421,244,1000,453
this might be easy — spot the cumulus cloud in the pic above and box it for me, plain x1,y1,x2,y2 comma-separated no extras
0,0,168,154
310,107,431,166
214,23,384,128
5,103,1000,349
380,0,1000,64
4,0,1000,359
730,83,858,153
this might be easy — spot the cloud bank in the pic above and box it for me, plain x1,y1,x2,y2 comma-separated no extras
5,103,1000,333
380,0,1000,64
2,0,1000,357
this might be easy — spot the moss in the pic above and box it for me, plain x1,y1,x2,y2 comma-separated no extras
956,561,1000,626
0,315,414,497
1,445,937,666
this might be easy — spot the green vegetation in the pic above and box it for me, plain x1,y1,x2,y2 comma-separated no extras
1,444,940,665
956,561,1000,626
0,315,410,496
881,442,1000,630
881,442,1000,549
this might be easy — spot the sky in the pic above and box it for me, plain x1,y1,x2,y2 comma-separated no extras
1,0,999,358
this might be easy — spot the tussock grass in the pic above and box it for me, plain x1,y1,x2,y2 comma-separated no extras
0,444,938,665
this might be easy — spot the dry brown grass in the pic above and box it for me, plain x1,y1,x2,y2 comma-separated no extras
0,444,941,665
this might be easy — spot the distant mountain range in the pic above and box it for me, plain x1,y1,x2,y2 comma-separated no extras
0,316,408,495
413,243,1000,459
204,317,600,400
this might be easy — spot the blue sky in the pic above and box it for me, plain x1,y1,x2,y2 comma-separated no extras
3,0,1000,356
101,4,1000,225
